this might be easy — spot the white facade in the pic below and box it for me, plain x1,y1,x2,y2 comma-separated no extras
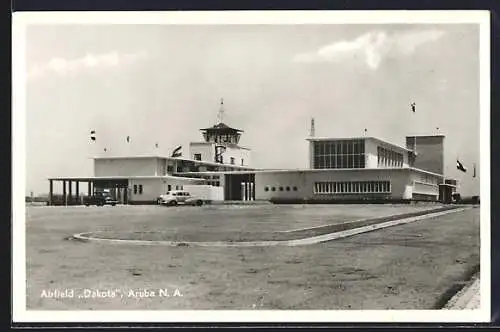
95,157,159,177
221,145,251,167
308,137,411,170
127,176,206,203
52,127,447,204
253,168,442,201
189,142,251,167
189,142,216,164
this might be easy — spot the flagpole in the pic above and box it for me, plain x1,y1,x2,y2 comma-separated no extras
410,102,417,154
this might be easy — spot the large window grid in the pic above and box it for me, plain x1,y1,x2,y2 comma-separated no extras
313,140,365,169
314,181,391,194
377,146,403,168
415,173,440,185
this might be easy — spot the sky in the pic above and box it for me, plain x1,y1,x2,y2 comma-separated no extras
24,23,481,196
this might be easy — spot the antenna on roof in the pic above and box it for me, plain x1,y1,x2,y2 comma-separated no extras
217,98,225,124
310,118,315,137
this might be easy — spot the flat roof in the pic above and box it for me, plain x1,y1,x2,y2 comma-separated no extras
406,134,445,138
93,155,256,169
306,136,413,153
175,166,444,177
49,166,444,182
47,175,208,181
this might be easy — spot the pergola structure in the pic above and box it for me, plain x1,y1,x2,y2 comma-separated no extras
47,176,129,206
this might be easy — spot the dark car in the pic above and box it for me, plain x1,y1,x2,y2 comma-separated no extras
84,192,118,206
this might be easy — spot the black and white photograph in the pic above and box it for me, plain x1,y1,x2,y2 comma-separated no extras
12,11,490,323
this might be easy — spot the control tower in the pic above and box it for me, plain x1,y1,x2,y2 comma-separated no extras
189,99,251,166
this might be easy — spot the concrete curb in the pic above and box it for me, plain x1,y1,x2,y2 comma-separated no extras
72,207,469,248
443,275,481,310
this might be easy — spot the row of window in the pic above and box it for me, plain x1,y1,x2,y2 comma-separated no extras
161,184,184,192
133,184,143,195
228,157,244,166
314,154,366,169
194,153,245,166
377,146,404,168
200,175,220,180
133,184,185,195
264,186,298,192
313,139,365,155
169,164,244,175
205,134,240,145
416,173,440,185
313,140,366,169
314,181,391,194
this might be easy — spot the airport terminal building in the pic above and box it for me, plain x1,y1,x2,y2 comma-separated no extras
47,117,456,205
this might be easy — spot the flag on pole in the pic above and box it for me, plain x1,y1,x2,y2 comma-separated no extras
457,159,467,172
90,130,96,141
410,102,416,113
155,142,159,148
126,136,130,143
171,145,182,157
104,147,107,152
473,163,476,178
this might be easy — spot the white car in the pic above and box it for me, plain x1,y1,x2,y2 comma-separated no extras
157,190,204,206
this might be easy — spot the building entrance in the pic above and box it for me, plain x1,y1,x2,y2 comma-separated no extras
224,173,255,201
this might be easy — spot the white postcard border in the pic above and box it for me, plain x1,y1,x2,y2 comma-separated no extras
12,10,491,323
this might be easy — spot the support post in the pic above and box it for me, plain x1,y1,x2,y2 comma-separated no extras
49,180,53,206
252,174,256,200
88,181,92,197
75,181,79,205
62,180,67,206
68,181,73,205
245,178,249,201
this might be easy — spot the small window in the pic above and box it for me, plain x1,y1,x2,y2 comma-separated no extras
194,153,202,161
215,181,220,187
271,187,276,192
133,184,138,194
286,186,290,191
139,185,143,194
167,184,172,191
167,166,173,173
230,157,235,165
241,159,244,166
293,186,298,191
264,186,269,192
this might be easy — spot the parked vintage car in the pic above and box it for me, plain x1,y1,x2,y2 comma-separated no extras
157,190,203,207
84,192,118,206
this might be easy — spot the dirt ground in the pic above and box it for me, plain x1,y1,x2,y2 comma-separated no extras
25,204,480,310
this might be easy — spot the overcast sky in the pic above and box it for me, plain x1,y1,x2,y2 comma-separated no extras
24,23,480,196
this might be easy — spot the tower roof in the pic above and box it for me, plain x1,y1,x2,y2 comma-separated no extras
200,122,244,132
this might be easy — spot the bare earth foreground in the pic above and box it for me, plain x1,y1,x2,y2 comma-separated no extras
25,204,480,310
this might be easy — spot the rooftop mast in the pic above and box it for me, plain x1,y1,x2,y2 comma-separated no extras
310,117,315,137
217,98,225,124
